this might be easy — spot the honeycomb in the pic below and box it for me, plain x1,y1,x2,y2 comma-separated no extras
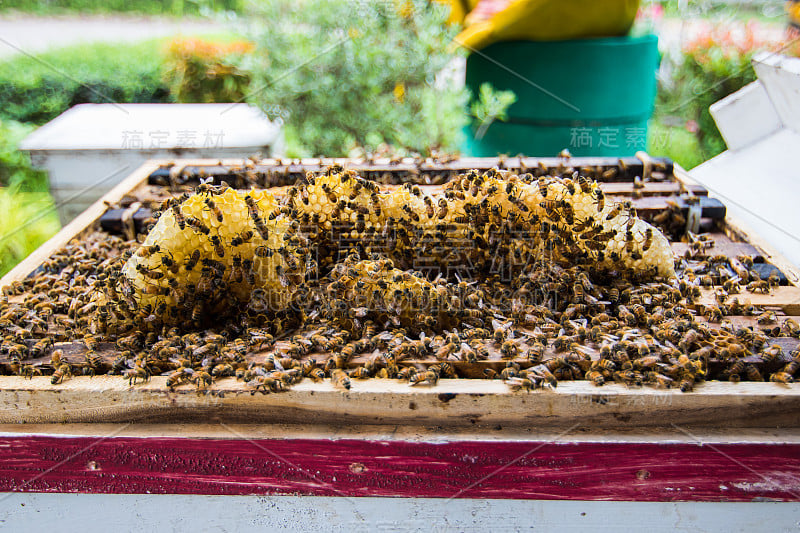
322,256,467,332
115,187,305,328
114,170,674,327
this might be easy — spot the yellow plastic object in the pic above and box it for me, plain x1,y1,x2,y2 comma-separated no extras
448,0,640,51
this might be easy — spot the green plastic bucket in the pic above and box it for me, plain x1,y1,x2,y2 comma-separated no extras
463,34,659,157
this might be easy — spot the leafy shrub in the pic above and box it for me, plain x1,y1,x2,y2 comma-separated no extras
0,188,61,278
656,22,800,158
470,83,517,140
163,37,254,103
0,41,170,126
0,119,48,192
245,0,468,157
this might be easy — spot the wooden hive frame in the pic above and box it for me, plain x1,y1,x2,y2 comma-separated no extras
0,156,798,429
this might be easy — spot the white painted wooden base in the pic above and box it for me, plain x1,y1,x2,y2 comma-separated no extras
0,494,797,532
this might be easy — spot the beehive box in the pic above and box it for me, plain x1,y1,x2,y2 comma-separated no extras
1,156,799,524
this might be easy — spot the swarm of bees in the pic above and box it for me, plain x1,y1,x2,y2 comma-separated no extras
0,167,797,395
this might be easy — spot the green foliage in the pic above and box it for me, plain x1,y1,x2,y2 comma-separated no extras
0,40,170,126
0,119,48,192
0,0,243,16
647,120,705,170
245,0,468,157
654,24,799,160
470,83,517,140
0,188,61,278
162,37,254,103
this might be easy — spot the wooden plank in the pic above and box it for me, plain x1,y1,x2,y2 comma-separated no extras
0,160,161,287
147,156,674,185
671,239,762,260
0,377,798,428
5,423,800,443
0,435,797,501
698,286,800,315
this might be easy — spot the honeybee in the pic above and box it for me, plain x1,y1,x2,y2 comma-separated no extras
770,372,794,384
210,235,225,257
784,318,800,337
747,280,770,294
51,363,71,384
500,339,520,359
138,244,161,258
586,370,605,386
171,204,186,230
135,264,164,280
31,336,54,357
537,177,549,198
185,216,210,235
349,367,372,379
204,198,223,222
83,334,99,352
167,367,194,389
745,365,764,382
590,189,604,213
507,376,537,392
409,369,440,386
642,228,653,252
255,246,273,258
331,369,351,390
184,250,201,271
84,351,103,376
577,175,593,194
231,230,254,247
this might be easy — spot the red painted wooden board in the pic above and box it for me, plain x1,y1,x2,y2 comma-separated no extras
0,437,799,501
